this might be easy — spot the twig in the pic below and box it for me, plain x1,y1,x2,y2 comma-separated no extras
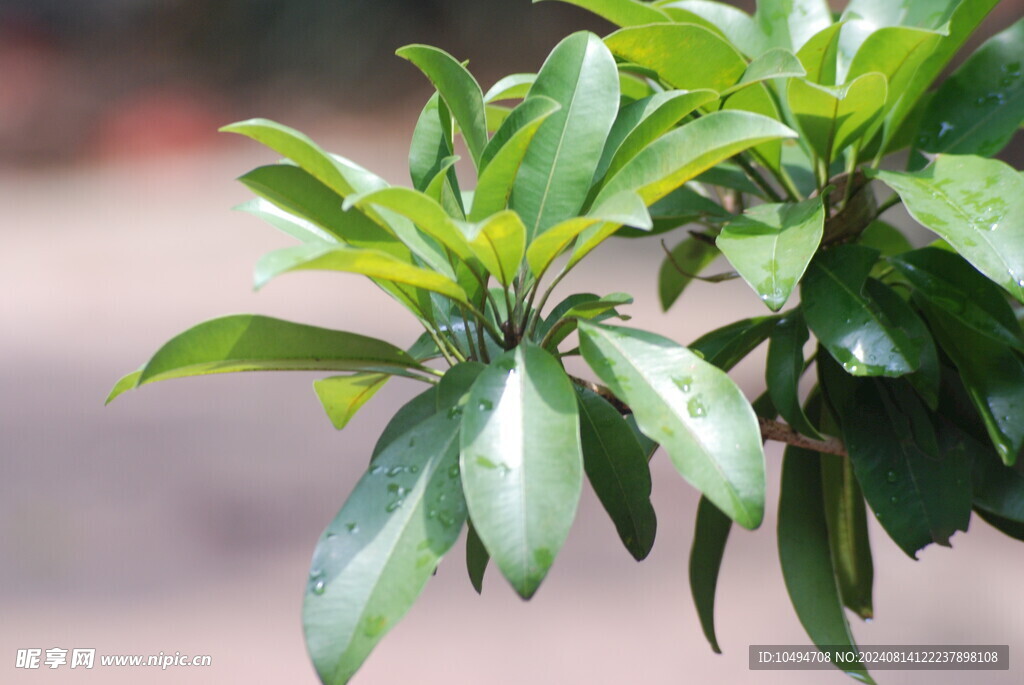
661,240,738,283
758,417,848,457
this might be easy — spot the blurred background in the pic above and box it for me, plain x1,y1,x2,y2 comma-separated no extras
3,1,1023,683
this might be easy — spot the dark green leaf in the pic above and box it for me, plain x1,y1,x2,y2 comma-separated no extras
787,73,887,164
766,312,822,439
579,321,766,528
690,315,779,372
801,245,920,377
778,444,875,685
821,453,874,621
658,237,720,311
466,521,489,594
460,344,583,598
874,156,1024,303
303,411,466,685
577,388,657,561
372,388,437,460
689,496,731,654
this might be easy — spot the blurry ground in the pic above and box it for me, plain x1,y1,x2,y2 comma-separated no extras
4,122,1024,684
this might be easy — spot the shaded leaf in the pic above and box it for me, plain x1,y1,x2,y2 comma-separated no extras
466,521,489,594
766,312,822,439
689,496,731,654
787,72,887,164
690,315,779,371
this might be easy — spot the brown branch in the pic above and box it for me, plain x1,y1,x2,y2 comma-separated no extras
569,375,849,457
758,417,848,457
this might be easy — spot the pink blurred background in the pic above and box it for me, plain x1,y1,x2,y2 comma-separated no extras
3,1,1024,683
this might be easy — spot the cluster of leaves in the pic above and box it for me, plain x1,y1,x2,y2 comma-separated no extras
109,0,1024,683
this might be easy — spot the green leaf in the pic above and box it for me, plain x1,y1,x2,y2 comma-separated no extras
344,187,474,263
841,0,958,31
716,196,824,311
891,248,1024,353
314,373,390,430
873,156,1024,303
593,89,720,189
372,389,438,460
689,496,731,654
410,93,453,192
465,211,526,287
787,72,887,164
655,236,720,309
470,96,561,221
436,361,487,412
107,315,425,403
971,435,1024,523
564,192,653,270
821,452,875,621
724,47,806,95
659,1,767,58
460,344,583,598
513,31,620,239
577,388,657,561
856,220,912,256
594,110,797,208
396,45,488,169
796,21,845,85
465,521,489,594
483,73,536,103
535,0,671,26
526,217,603,278
235,198,337,244
254,244,469,305
755,0,834,53
801,245,920,377
579,321,766,528
778,445,875,685
766,312,822,440
920,302,1024,465
689,315,779,371
303,411,465,685
820,357,972,556
913,19,1024,162
539,293,633,351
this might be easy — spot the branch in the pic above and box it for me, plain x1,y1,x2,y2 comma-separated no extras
569,375,849,457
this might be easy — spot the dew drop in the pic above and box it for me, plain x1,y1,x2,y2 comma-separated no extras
387,465,404,477
886,470,897,483
937,121,954,138
478,399,494,411
447,406,463,420
889,496,899,504
312,580,326,596
438,512,456,527
369,465,385,475
408,437,416,448
687,397,707,418
386,499,404,513
673,376,694,393
448,465,461,478
325,533,338,541
346,522,359,534
408,465,420,474
427,509,438,519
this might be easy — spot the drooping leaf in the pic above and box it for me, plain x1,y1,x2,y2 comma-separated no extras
303,411,466,685
658,237,721,311
579,321,766,528
689,496,731,654
787,73,887,164
766,312,822,439
913,19,1024,163
470,96,561,221
716,196,824,311
465,211,526,287
460,344,583,598
821,452,874,621
577,388,657,561
689,315,779,372
820,355,972,557
890,247,1024,353
513,31,620,240
593,110,797,208
396,45,488,169
778,444,875,685
466,521,489,594
873,156,1024,303
107,315,427,404
254,244,469,305
535,0,671,26
314,373,390,430
801,245,920,377
920,302,1024,466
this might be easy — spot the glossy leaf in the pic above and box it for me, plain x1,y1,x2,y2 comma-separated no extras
797,21,844,85
690,315,779,372
716,196,824,311
471,97,561,221
536,0,671,26
236,198,337,244
873,156,1024,303
254,244,469,305
579,321,766,528
766,312,822,439
787,72,887,164
460,344,583,598
513,31,620,239
396,45,488,169
921,302,1024,466
801,245,920,377
778,445,874,684
483,73,536,103
594,89,720,188
303,411,466,685
314,373,390,430
593,110,797,208
659,1,766,58
756,0,834,53
108,315,425,403
971,436,1024,523
725,48,806,95
659,237,721,311
689,496,731,654
841,0,958,30
890,248,1024,353
577,388,657,561
820,357,972,557
409,93,453,192
372,389,438,460
914,19,1024,163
